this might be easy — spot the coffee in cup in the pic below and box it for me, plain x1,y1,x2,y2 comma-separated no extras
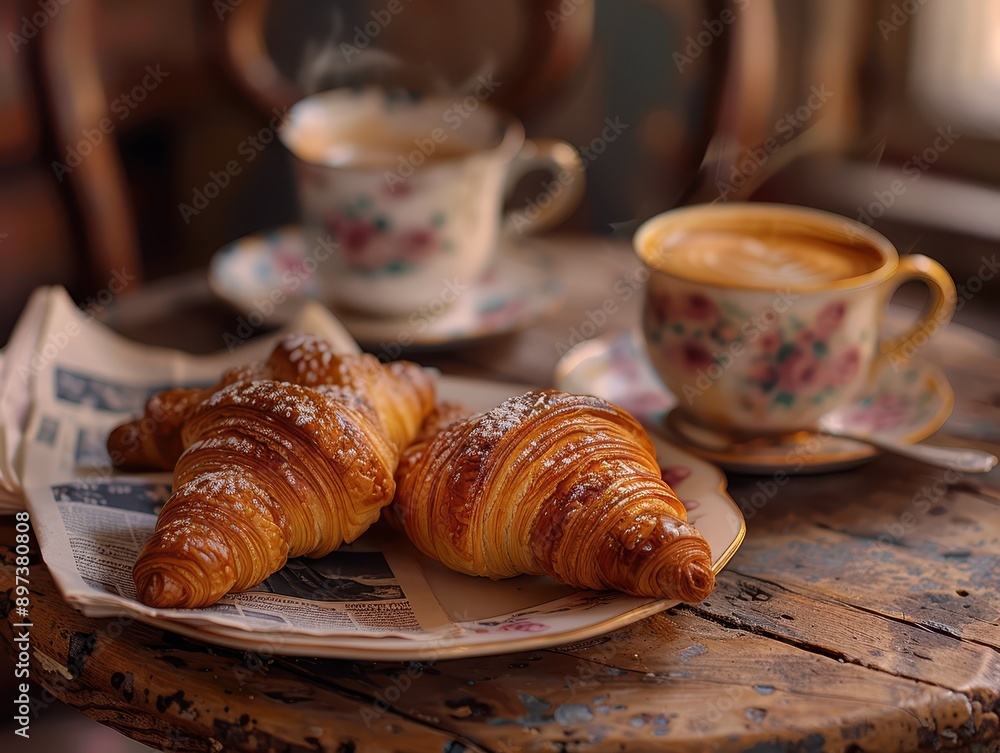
634,203,957,435
280,88,585,318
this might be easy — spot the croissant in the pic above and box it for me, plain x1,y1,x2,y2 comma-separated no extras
127,341,435,609
108,334,429,470
107,387,206,470
393,390,715,603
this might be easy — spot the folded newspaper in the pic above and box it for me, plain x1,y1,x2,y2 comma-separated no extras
0,288,51,512
4,287,462,639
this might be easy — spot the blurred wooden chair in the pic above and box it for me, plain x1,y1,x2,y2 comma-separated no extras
40,0,143,289
0,1,80,338
220,0,596,119
28,0,248,296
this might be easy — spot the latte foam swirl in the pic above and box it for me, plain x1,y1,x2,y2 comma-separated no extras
646,230,881,289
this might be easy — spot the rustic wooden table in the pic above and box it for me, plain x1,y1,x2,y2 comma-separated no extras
2,238,999,752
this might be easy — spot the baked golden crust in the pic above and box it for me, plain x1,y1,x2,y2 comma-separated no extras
117,335,436,608
108,334,435,470
393,390,715,603
107,387,205,470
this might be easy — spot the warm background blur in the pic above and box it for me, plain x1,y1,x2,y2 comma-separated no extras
1,0,999,343
1,0,999,749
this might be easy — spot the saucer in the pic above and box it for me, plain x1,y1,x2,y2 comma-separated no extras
555,329,954,474
209,225,565,349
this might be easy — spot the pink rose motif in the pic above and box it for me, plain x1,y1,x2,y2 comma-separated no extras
683,293,718,322
660,465,692,487
340,220,377,254
796,329,817,348
758,330,781,354
335,231,398,271
830,347,861,386
775,348,801,390
324,214,379,264
681,341,715,371
778,348,820,392
789,354,821,391
845,394,908,430
872,395,909,429
399,228,438,262
499,621,548,633
815,300,847,339
276,247,306,276
748,361,779,389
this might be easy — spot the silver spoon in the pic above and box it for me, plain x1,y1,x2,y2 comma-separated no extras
819,414,997,473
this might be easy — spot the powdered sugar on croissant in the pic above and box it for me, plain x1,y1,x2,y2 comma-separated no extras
393,390,715,603
117,335,436,608
108,334,432,470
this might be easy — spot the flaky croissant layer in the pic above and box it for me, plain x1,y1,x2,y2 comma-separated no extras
121,335,436,609
393,391,715,603
108,333,435,471
133,381,399,608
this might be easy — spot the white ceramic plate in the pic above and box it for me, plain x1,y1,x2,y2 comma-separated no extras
145,376,745,659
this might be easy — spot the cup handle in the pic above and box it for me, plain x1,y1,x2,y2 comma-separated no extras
878,254,957,369
502,138,586,234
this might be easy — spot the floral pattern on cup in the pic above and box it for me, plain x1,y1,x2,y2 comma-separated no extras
323,200,451,277
646,295,865,414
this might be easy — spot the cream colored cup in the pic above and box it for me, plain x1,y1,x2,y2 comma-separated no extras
279,88,585,318
634,203,957,435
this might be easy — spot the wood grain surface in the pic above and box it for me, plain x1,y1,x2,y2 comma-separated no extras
2,239,1000,752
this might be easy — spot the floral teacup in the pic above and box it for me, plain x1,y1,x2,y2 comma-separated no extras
280,87,584,318
634,203,956,435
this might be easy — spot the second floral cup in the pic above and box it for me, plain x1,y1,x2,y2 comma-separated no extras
634,203,957,435
280,87,585,318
